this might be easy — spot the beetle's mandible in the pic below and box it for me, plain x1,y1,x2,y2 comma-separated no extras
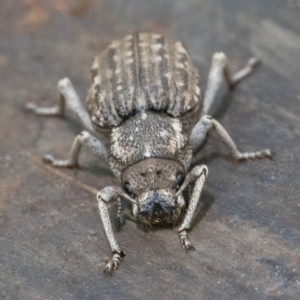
26,33,271,273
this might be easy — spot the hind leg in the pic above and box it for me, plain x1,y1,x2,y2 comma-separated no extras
201,52,259,116
26,78,95,133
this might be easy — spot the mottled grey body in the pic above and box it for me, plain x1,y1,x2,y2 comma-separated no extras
87,33,200,183
26,33,272,274
109,111,192,180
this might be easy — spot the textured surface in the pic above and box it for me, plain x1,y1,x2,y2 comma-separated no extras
87,33,201,130
1,0,300,299
109,111,192,179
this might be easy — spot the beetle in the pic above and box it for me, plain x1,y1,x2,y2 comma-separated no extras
26,33,271,273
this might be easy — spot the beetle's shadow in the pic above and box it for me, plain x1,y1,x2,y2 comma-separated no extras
190,189,215,228
80,163,113,178
64,116,87,135
211,89,234,120
191,150,223,168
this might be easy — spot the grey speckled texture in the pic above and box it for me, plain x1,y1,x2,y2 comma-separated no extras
0,0,299,299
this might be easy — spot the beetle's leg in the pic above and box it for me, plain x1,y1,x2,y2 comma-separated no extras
26,78,95,133
43,131,108,167
115,196,124,232
97,187,126,274
225,57,259,86
201,52,259,116
190,115,272,160
176,165,208,250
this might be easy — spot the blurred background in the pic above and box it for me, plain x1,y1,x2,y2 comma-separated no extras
0,1,300,299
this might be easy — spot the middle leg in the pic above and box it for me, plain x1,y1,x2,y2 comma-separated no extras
190,115,271,160
43,131,108,167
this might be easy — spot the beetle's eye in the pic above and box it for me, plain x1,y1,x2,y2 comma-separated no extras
176,172,184,187
123,182,134,197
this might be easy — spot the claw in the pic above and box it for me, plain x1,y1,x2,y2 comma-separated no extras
103,251,125,274
247,57,259,68
263,149,272,158
180,236,195,251
103,260,113,275
25,102,37,111
43,154,54,164
179,230,195,251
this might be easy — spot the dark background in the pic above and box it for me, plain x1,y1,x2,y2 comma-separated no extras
1,0,300,299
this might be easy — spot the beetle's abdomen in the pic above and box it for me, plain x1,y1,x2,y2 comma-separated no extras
87,33,202,130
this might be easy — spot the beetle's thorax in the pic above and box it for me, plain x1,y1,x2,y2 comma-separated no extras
109,111,192,180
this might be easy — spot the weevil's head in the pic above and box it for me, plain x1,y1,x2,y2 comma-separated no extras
121,158,186,226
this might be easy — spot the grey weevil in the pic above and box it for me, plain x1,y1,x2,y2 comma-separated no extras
26,33,271,273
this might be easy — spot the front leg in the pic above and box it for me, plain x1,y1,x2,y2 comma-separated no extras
97,187,129,273
43,131,108,167
177,165,208,250
115,196,124,232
